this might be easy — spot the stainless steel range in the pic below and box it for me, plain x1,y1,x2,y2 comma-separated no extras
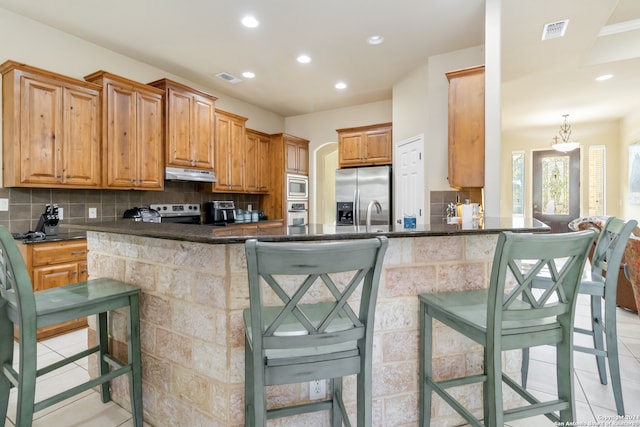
149,203,201,224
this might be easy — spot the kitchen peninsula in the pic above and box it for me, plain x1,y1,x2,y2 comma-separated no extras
64,219,548,426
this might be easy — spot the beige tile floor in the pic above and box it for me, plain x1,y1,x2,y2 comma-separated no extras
507,294,640,427
3,294,640,426
3,329,150,427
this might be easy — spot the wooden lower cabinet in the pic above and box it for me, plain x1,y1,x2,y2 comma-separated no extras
18,239,89,340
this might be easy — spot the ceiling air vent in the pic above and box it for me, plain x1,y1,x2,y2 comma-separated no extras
541,19,569,40
216,72,242,84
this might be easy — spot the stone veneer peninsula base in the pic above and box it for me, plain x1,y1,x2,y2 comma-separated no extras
68,219,548,426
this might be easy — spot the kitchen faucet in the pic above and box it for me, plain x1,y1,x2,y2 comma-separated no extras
366,200,382,232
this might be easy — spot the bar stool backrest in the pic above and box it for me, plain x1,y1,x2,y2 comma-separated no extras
0,227,37,331
487,231,596,343
245,237,388,354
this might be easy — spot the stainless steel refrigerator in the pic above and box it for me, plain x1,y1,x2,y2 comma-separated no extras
335,165,392,227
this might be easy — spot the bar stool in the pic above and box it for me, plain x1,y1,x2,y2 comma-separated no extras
419,230,596,426
0,226,143,427
522,217,637,415
243,237,388,427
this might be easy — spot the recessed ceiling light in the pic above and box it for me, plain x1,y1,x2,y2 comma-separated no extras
367,35,384,45
595,74,613,81
241,16,259,28
297,54,311,64
242,71,256,79
335,82,347,90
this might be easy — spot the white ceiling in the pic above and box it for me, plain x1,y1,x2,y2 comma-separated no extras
0,0,639,132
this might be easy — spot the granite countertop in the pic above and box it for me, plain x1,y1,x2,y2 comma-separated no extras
62,217,550,244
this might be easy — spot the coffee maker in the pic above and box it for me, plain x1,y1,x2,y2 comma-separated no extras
204,201,236,225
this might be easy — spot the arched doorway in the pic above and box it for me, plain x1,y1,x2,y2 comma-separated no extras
313,142,338,224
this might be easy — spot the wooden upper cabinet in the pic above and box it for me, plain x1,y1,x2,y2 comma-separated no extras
285,135,309,175
337,123,392,167
213,109,247,192
0,60,101,188
85,71,165,190
148,78,217,170
446,65,485,189
261,133,310,221
245,129,270,193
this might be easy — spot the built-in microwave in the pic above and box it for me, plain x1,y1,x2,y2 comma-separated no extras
286,174,308,200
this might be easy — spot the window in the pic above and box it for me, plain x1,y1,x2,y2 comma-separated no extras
588,146,606,216
512,151,525,215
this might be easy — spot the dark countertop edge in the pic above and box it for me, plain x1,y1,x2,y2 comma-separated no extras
61,219,550,245
14,231,87,244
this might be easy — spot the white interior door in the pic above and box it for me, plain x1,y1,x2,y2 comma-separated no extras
394,134,425,225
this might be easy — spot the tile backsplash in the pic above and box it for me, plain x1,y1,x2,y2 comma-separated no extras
0,182,262,233
430,188,483,225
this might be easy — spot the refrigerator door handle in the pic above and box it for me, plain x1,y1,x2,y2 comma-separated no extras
354,189,359,225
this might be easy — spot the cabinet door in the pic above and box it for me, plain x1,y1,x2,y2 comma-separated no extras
245,130,270,193
105,84,137,187
166,88,193,167
20,76,62,184
63,86,101,186
191,94,215,169
214,114,232,190
286,140,308,174
136,91,164,189
285,140,299,173
447,66,485,188
296,142,308,175
214,111,245,192
338,133,363,167
33,262,79,292
256,135,270,191
78,260,89,282
245,131,259,192
228,119,245,190
363,128,392,165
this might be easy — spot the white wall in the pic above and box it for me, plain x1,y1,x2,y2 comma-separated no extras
392,46,485,220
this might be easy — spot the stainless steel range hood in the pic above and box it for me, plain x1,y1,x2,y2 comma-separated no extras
165,167,217,182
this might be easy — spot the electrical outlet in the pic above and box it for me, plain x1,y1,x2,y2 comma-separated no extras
309,380,325,400
58,207,64,220
0,198,8,212
88,207,97,219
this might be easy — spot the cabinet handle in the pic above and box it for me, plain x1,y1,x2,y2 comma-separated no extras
71,271,77,275
66,174,72,178
56,173,62,178
132,178,137,182
70,250,87,255
81,269,88,274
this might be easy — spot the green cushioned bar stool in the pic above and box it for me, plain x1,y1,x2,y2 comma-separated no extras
0,226,143,427
243,237,388,427
419,230,596,426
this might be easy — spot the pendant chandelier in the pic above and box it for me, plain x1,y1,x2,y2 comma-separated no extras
551,114,580,152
